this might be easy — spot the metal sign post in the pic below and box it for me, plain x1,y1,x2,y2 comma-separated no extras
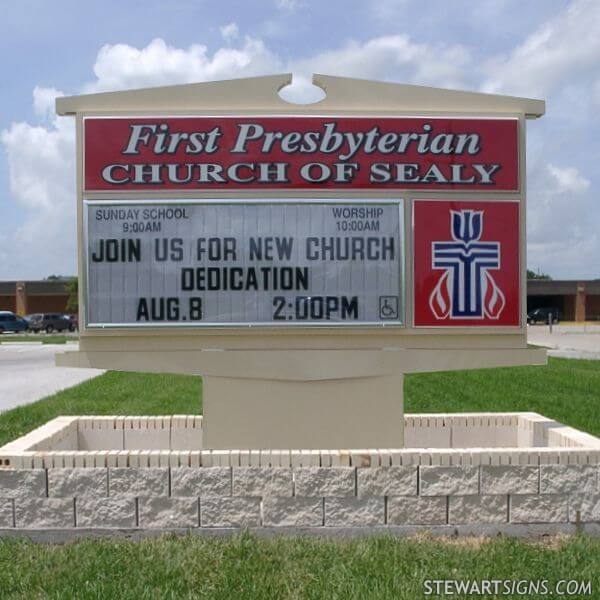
56,74,546,449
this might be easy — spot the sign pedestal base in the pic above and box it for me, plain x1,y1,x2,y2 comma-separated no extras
202,374,404,450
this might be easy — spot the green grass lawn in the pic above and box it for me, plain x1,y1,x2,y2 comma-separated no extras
0,357,599,598
0,334,77,344
0,534,598,599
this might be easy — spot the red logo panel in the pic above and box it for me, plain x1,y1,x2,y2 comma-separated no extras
413,200,520,327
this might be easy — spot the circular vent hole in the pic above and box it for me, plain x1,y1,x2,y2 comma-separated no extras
278,76,326,105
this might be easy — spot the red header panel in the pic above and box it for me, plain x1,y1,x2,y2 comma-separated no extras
83,116,519,191
413,200,520,327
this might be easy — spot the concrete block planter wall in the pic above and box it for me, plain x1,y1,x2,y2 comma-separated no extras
0,412,599,538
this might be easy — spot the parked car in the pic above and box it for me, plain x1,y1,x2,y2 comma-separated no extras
67,313,79,331
22,313,41,330
527,307,562,325
0,311,28,334
28,313,74,333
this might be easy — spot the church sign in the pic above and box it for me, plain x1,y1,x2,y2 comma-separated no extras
56,75,545,450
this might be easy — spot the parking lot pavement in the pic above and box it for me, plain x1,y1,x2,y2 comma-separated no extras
528,324,600,359
0,343,104,412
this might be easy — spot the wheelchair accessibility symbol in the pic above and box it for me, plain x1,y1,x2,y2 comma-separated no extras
379,296,399,320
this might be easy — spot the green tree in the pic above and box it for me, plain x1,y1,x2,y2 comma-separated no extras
65,277,78,313
527,269,552,280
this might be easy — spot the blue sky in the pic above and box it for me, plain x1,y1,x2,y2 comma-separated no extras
1,0,598,279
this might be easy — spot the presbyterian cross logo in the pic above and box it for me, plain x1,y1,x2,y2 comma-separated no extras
429,210,505,320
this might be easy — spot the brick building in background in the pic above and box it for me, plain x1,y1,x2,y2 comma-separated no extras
527,280,600,322
0,280,71,315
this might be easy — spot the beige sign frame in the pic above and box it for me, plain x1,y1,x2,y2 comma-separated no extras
56,74,546,449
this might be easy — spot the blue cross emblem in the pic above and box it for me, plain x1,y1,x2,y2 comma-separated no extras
430,210,505,319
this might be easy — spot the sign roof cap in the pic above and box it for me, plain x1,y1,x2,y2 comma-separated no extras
56,73,545,118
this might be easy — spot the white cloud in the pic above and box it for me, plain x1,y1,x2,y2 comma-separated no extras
32,86,64,121
279,34,473,103
219,22,239,43
1,113,73,211
86,37,281,93
527,162,596,278
546,164,590,194
291,35,473,91
276,0,302,10
368,0,410,23
482,0,600,97
1,91,76,278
